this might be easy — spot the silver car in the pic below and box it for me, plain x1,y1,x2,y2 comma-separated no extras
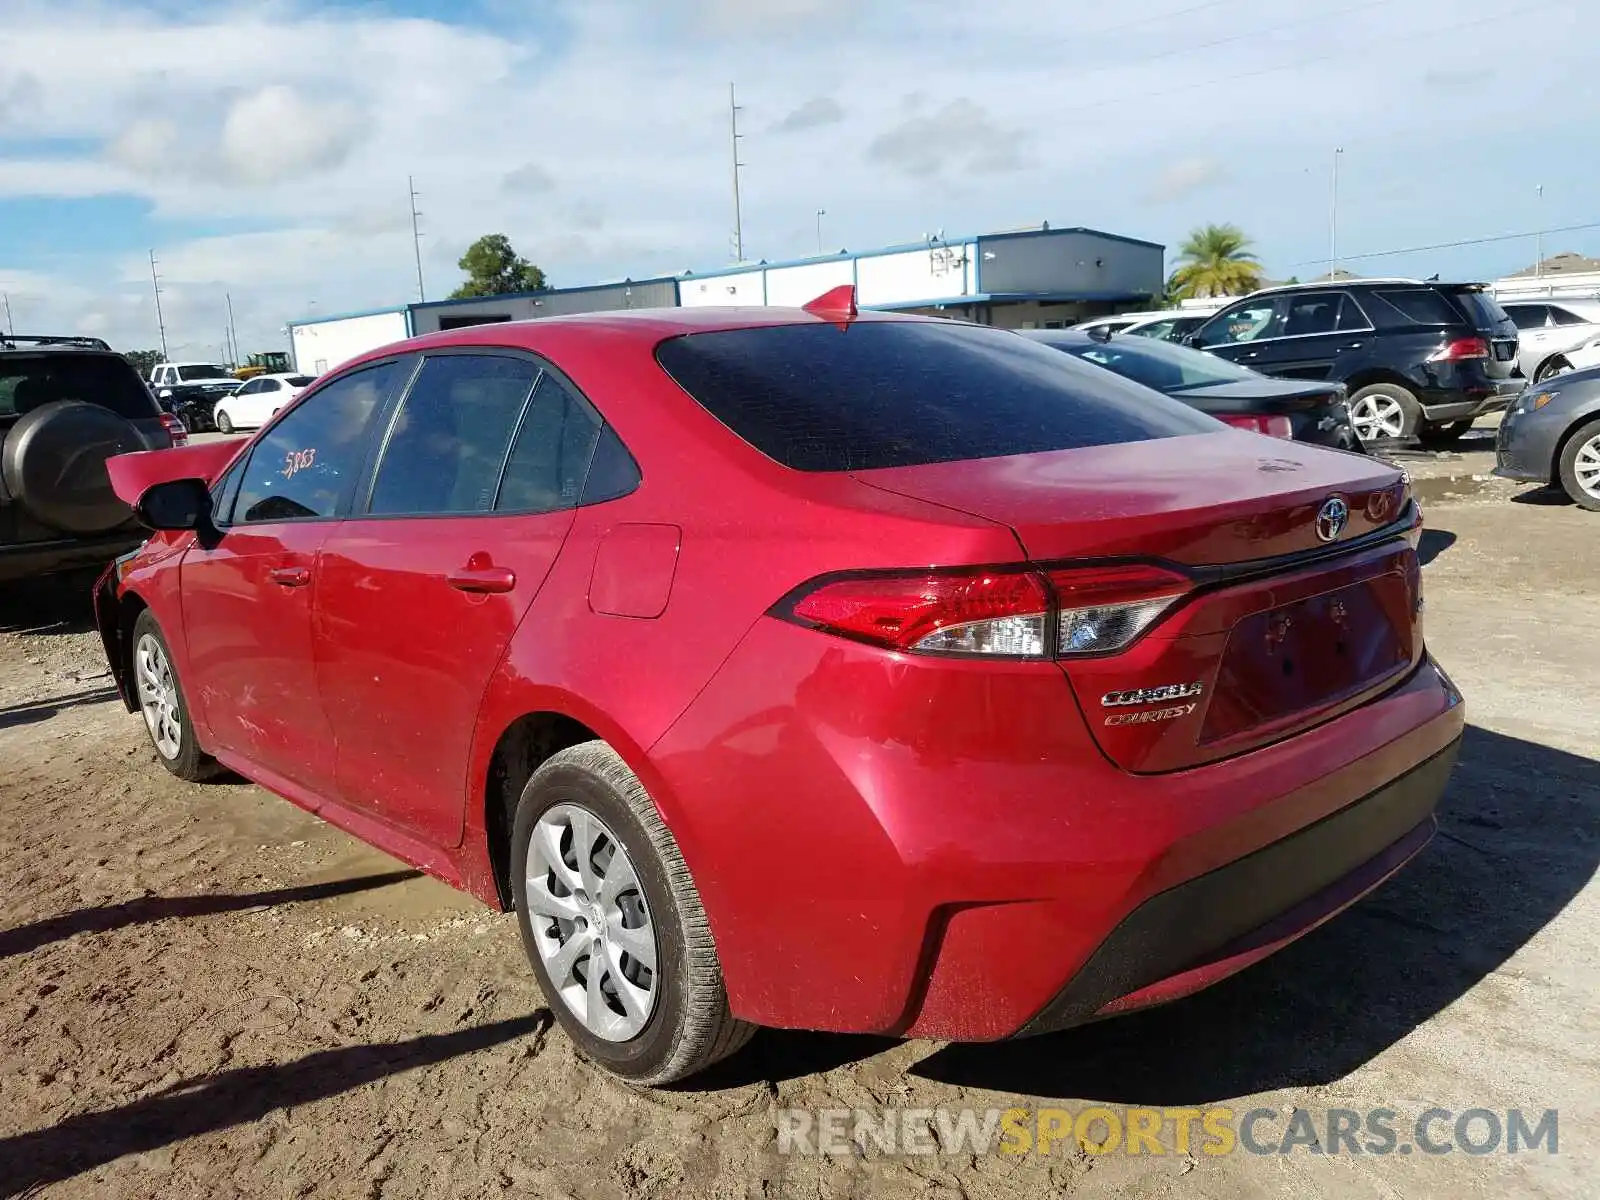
1500,299,1600,383
1494,365,1600,510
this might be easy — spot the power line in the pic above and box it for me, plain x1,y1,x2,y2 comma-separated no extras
1289,219,1600,269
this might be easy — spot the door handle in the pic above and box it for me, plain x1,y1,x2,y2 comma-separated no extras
448,564,517,594
1341,341,1365,351
269,566,311,588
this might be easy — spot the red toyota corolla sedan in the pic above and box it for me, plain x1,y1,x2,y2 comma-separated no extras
94,294,1463,1084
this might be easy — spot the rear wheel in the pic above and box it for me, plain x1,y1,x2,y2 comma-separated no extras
215,409,235,435
1417,419,1475,445
1557,419,1600,511
1348,383,1420,444
510,741,753,1084
131,610,219,781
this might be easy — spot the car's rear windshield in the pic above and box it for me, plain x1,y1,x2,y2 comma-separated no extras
0,353,157,420
1035,331,1262,392
654,320,1215,472
1449,289,1513,330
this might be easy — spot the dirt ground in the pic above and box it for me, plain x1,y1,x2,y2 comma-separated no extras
2,433,1596,1199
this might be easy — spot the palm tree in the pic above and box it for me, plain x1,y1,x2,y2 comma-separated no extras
1167,224,1264,300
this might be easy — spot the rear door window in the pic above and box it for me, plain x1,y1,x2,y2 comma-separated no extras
1548,306,1590,327
1282,293,1343,337
496,373,604,513
367,354,540,516
0,354,158,419
1505,304,1549,330
654,321,1214,472
1209,299,1283,345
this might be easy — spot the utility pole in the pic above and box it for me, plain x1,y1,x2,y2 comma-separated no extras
409,175,427,302
1328,147,1343,278
729,83,745,262
816,208,826,255
1,291,13,337
225,292,240,365
149,249,169,359
1535,183,1545,280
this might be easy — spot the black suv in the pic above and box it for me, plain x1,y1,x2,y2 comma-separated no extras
1,336,186,583
1187,280,1520,445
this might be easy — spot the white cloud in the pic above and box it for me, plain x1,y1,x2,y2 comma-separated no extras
220,86,364,185
106,117,180,176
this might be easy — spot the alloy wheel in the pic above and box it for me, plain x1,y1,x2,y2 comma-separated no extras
135,633,182,760
525,803,659,1042
1574,434,1600,500
1349,393,1406,442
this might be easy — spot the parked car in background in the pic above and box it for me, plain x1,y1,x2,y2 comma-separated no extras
96,296,1459,1086
1025,328,1363,451
1,334,185,583
1495,364,1600,510
150,362,245,434
1073,304,1224,342
1187,280,1521,445
213,372,316,433
1500,299,1600,383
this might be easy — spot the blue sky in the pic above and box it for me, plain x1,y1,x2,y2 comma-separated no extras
0,0,1594,356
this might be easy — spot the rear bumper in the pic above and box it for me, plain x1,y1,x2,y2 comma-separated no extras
1017,738,1455,1034
1418,379,1521,422
0,531,145,584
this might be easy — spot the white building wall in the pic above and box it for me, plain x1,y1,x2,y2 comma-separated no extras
764,260,855,307
678,270,765,307
856,244,978,306
291,310,409,375
1491,272,1600,303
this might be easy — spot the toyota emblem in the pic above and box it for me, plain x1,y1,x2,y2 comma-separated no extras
1316,496,1350,542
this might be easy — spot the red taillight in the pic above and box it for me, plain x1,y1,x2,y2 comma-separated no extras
1218,413,1294,438
159,412,189,446
780,564,1192,659
1427,336,1489,362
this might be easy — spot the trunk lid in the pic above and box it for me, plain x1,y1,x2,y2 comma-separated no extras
851,431,1405,565
853,432,1420,772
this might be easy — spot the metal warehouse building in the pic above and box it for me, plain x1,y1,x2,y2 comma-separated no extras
288,223,1164,376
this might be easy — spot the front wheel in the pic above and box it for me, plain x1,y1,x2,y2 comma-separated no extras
511,741,754,1084
131,610,219,781
1557,419,1600,511
1348,383,1420,444
215,409,235,435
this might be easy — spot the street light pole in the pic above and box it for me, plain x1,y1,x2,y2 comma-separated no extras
1535,183,1545,281
1329,147,1343,277
729,83,745,262
1,291,13,337
409,175,427,302
149,250,169,360
816,208,826,255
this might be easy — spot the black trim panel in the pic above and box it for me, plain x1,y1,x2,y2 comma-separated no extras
1016,736,1459,1035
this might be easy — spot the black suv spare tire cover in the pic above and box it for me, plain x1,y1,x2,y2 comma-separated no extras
1,399,145,535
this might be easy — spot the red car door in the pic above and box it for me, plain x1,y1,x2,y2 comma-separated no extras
179,358,410,799
315,355,606,848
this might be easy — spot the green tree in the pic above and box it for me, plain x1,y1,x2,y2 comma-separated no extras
1166,224,1265,300
123,349,162,378
449,234,548,299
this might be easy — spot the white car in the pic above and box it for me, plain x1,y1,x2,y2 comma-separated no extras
1072,304,1226,342
213,372,315,434
1501,300,1600,382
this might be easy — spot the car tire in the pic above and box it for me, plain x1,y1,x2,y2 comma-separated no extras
1348,383,1420,444
1535,356,1571,384
131,609,220,782
1556,418,1600,512
1417,419,1475,445
216,410,235,435
510,740,754,1085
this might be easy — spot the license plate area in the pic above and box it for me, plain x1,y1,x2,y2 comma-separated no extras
1200,576,1413,746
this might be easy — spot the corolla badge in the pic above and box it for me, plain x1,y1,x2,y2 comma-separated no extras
1315,496,1350,542
1101,682,1204,708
